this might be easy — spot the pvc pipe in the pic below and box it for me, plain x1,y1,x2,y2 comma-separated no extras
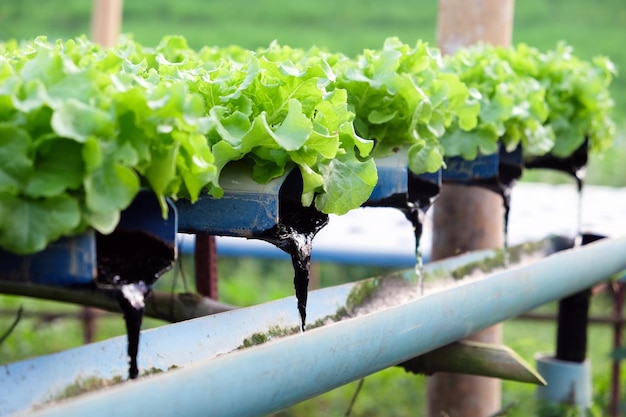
177,234,425,268
11,236,626,417
535,355,592,410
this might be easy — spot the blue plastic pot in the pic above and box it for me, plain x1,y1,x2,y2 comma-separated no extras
176,162,293,238
0,230,96,286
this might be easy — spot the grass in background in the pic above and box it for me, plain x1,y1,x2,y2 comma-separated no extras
1,0,625,125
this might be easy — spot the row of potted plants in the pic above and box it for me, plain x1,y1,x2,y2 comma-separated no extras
0,35,616,257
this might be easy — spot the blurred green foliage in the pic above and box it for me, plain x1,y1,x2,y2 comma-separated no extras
0,0,624,121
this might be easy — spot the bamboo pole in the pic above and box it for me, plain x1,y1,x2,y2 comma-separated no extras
401,341,546,386
429,1,515,416
0,281,235,322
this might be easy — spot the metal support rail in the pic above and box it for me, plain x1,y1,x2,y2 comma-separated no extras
3,236,626,417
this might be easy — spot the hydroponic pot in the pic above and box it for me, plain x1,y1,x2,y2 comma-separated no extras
94,190,178,289
365,152,442,210
443,144,524,192
0,231,96,287
175,162,303,238
0,191,177,289
524,138,588,178
175,162,327,331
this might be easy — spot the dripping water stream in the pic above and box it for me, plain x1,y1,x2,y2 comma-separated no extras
468,180,521,268
364,172,440,295
253,169,330,331
498,186,513,268
404,172,440,295
494,146,524,268
574,167,586,248
524,138,589,247
405,202,430,295
261,215,328,331
96,230,176,379
116,283,147,379
477,180,513,268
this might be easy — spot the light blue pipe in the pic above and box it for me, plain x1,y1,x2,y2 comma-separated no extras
177,234,424,268
8,236,626,417
536,355,591,410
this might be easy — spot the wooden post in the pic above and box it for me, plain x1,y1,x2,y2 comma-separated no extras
428,1,514,416
82,0,124,344
90,0,123,47
194,234,219,300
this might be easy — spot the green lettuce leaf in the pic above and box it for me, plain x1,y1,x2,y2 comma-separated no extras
25,138,84,197
315,147,378,215
331,37,477,174
0,124,33,193
0,193,81,255
0,35,614,256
